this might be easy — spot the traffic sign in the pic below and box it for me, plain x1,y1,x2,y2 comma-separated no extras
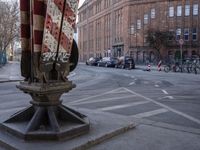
179,39,184,45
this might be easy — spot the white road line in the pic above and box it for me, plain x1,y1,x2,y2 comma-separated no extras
97,101,150,111
131,108,168,118
155,85,159,87
67,72,76,78
123,87,200,125
162,89,168,94
129,82,135,85
68,87,124,104
70,95,137,105
158,96,174,100
110,90,128,94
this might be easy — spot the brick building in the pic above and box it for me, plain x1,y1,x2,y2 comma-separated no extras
77,0,200,64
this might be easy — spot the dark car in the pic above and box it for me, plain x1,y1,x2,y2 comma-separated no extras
97,57,119,67
116,56,135,69
86,57,101,66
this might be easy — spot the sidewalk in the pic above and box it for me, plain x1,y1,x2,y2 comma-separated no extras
0,61,23,83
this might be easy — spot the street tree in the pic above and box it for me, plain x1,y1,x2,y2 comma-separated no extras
0,0,19,60
146,29,174,61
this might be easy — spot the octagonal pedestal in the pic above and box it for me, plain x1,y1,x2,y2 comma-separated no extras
0,81,90,140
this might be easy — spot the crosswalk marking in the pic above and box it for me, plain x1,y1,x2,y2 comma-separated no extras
130,108,168,118
71,95,137,105
97,101,150,111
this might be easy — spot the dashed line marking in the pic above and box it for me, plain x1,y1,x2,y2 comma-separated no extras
162,89,168,94
129,82,135,85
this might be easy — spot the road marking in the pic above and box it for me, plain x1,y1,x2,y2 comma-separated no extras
70,95,137,105
129,82,135,85
162,89,168,94
110,90,128,94
158,96,174,100
123,87,200,125
155,85,159,87
130,108,168,118
131,76,135,78
67,72,76,78
97,101,150,111
68,87,124,104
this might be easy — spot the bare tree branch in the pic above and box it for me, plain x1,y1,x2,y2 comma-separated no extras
0,0,19,52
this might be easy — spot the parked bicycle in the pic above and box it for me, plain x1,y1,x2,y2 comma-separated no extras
164,63,176,72
191,59,200,74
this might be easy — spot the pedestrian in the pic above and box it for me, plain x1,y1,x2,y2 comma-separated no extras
147,64,151,71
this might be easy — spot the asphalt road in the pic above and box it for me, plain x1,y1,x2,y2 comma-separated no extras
65,64,200,130
0,63,200,131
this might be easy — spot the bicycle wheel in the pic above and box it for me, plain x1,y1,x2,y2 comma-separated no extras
195,66,200,74
164,66,170,72
191,64,197,74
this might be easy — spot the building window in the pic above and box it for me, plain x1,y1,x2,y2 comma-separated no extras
130,25,135,35
184,28,189,41
177,6,182,16
176,28,181,40
185,4,190,16
169,6,174,17
192,28,197,41
137,19,141,30
193,4,198,15
151,8,155,18
144,14,148,24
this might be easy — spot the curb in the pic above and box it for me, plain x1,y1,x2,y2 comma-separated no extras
0,79,23,83
74,123,136,150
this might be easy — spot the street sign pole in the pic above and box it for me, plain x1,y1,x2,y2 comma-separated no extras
179,39,184,72
180,44,183,72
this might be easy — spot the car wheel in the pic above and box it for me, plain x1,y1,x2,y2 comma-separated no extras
105,63,108,67
98,63,100,67
115,65,118,68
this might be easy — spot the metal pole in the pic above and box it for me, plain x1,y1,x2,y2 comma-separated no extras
180,44,183,72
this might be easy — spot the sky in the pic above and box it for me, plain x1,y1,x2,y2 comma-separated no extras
79,0,85,8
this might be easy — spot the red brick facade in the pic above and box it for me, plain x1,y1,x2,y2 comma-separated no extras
77,0,200,63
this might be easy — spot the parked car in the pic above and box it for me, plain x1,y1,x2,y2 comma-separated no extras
97,57,119,67
86,57,101,66
116,56,135,69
